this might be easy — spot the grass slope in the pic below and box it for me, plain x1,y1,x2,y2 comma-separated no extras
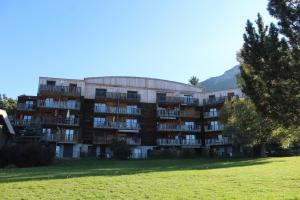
1,157,300,200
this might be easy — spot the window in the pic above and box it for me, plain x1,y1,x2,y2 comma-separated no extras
95,89,107,97
211,121,219,130
126,119,137,128
209,108,217,117
183,95,193,103
67,100,76,109
156,93,166,102
65,129,74,141
94,103,106,112
25,100,33,109
127,91,138,99
23,115,32,121
94,117,106,128
126,105,138,114
46,81,56,86
45,98,54,107
185,121,195,126
42,128,51,135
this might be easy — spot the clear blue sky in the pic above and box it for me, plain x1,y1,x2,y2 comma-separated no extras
0,0,273,98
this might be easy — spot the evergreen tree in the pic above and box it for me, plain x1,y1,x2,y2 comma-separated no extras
189,76,199,86
239,11,300,127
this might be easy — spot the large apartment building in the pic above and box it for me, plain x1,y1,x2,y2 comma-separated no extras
15,76,243,158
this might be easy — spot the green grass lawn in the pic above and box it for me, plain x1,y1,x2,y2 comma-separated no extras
1,156,300,200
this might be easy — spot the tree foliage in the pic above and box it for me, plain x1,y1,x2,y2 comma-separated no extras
189,76,199,86
239,1,300,127
219,98,296,155
110,139,131,160
0,94,17,116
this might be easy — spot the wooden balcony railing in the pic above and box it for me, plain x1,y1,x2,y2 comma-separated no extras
39,85,81,96
95,92,141,102
157,124,201,132
94,106,141,115
38,100,81,110
204,124,224,132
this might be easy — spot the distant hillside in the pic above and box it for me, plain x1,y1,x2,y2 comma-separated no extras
200,65,240,92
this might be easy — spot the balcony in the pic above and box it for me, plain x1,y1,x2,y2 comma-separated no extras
205,137,231,146
204,124,224,132
39,85,81,97
42,133,78,143
95,92,141,102
94,106,141,115
14,119,34,126
203,111,218,118
38,100,81,110
157,96,199,105
157,138,201,146
180,111,200,118
203,95,239,106
17,103,36,111
93,121,140,131
42,117,80,126
157,124,201,132
93,135,141,145
157,109,180,118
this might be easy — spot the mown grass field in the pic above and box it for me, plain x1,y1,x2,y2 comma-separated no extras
0,156,300,200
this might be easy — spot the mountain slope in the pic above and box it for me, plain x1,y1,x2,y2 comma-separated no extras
200,65,240,92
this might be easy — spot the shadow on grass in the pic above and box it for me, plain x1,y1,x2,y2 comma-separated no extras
0,158,282,183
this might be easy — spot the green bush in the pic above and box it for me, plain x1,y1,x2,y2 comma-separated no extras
110,139,131,160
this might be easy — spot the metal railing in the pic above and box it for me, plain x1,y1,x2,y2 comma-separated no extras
38,100,81,110
39,84,81,96
42,133,78,143
42,117,80,126
17,103,36,111
205,137,231,146
94,106,141,115
204,124,224,132
14,119,35,126
93,121,140,130
203,111,218,118
157,109,180,118
95,92,141,101
93,136,141,145
157,124,201,132
157,96,199,105
202,95,239,106
157,138,201,146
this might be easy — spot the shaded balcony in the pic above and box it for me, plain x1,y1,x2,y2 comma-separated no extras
42,117,80,126
204,124,224,132
42,133,78,143
93,121,140,131
157,96,199,105
94,106,141,115
205,137,231,146
17,103,36,111
157,138,201,146
93,135,141,145
39,85,81,96
95,91,141,102
203,111,218,118
157,123,201,132
38,100,81,110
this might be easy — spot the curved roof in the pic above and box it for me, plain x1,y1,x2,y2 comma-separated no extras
84,76,203,93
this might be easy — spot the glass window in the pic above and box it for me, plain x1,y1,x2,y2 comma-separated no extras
126,119,137,127
94,103,106,112
95,89,107,97
23,115,32,121
183,95,193,103
67,100,76,109
45,98,54,107
94,117,106,127
126,105,137,114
